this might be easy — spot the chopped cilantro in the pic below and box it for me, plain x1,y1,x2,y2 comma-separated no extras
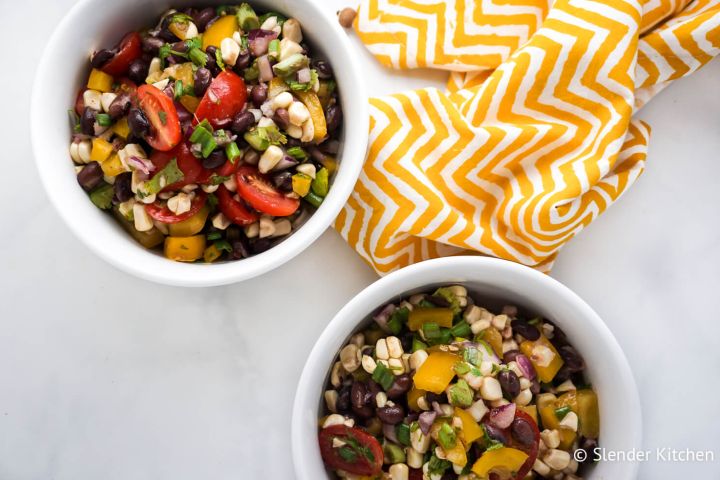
437,423,457,450
143,158,184,195
554,406,572,420
448,379,473,407
371,362,394,391
158,110,167,125
209,174,230,186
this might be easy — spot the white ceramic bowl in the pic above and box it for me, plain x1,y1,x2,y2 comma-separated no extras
292,256,641,479
31,0,367,286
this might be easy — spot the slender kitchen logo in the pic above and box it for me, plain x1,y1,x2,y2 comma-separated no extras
574,448,716,463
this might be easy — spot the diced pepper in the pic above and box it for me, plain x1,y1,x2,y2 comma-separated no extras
202,15,238,50
294,90,327,142
517,405,538,425
203,244,222,263
112,206,165,249
268,77,289,99
478,327,503,358
576,389,600,439
454,407,483,445
413,351,459,394
537,393,575,449
407,387,426,411
164,235,206,262
311,167,329,197
112,117,131,139
519,336,564,383
179,95,200,113
471,448,529,478
292,173,312,197
101,154,125,177
317,80,335,109
443,439,467,467
318,155,338,174
90,138,114,162
87,68,114,92
168,206,210,237
166,63,195,87
407,308,453,331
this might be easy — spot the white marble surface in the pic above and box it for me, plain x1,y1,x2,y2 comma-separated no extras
1,1,719,478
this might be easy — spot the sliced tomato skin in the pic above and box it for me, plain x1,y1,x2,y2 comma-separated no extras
216,158,241,177
236,166,300,217
101,32,142,76
216,185,260,226
150,142,205,191
145,191,207,224
137,84,182,151
318,425,383,476
194,71,247,128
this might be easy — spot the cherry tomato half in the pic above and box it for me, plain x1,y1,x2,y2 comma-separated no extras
150,142,205,191
137,84,182,152
236,166,299,217
194,71,247,128
318,425,383,476
216,185,259,226
101,32,142,76
145,191,207,224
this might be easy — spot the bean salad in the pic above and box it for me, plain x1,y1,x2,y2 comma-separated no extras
69,4,342,263
319,286,600,480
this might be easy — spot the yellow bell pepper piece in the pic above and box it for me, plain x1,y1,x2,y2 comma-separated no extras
112,207,165,249
517,405,538,425
444,440,468,467
101,154,125,177
292,173,312,197
454,407,484,445
471,447,529,478
294,90,327,142
318,155,337,174
268,77,290,98
203,244,222,263
576,389,600,439
90,138,114,162
478,327,503,358
413,352,458,394
407,308,454,331
537,393,575,450
202,15,238,50
407,387,426,411
87,68,114,93
112,117,131,139
519,336,564,383
164,235,206,262
179,95,200,113
168,206,210,237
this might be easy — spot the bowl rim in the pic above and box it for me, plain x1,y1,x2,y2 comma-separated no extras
30,0,368,287
291,256,642,479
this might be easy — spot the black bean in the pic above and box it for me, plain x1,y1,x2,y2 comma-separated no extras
232,111,256,134
272,171,293,192
325,104,342,133
81,107,97,135
202,150,226,169
424,392,447,404
336,386,351,413
251,84,268,107
107,92,132,119
113,172,133,202
231,239,251,259
90,49,114,69
251,238,273,254
233,53,251,72
553,365,572,384
376,404,404,425
193,7,218,31
194,67,212,97
77,162,104,192
548,322,569,346
127,108,150,138
286,137,301,148
511,319,540,341
351,381,368,409
429,295,451,308
367,380,382,398
225,226,241,243
127,59,149,85
273,108,289,129
176,104,193,125
205,46,221,76
352,404,374,419
400,332,414,352
142,36,165,54
386,374,412,399
319,139,340,155
498,370,520,398
503,349,521,364
312,59,334,79
511,417,536,446
558,345,585,372
530,379,541,395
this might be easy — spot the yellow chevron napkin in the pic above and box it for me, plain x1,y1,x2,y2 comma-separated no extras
335,0,720,274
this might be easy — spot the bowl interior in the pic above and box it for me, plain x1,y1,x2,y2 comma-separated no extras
31,0,367,286
292,257,641,480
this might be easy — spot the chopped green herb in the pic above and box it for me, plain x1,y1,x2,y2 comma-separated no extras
273,53,309,77
481,424,505,450
96,113,112,127
215,48,226,70
189,121,217,158
243,62,260,81
448,379,473,407
463,346,479,366
386,306,409,335
207,192,218,209
89,184,113,210
207,232,222,241
185,37,203,51
214,240,233,253
188,47,207,67
450,321,472,339
412,337,428,352
284,69,318,92
554,406,572,420
225,141,242,163
454,362,471,376
209,174,230,186
433,287,462,314
437,423,457,450
486,442,505,452
337,446,357,462
528,317,542,326
396,423,411,446
158,110,167,126
258,11,286,26
311,167,329,197
268,39,280,58
383,443,406,464
286,146,308,161
243,125,287,151
371,362,394,391
304,191,323,208
170,13,193,24
174,80,183,99
143,157,184,195
427,454,452,475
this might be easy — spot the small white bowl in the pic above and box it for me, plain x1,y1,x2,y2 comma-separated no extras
31,0,367,286
292,256,641,479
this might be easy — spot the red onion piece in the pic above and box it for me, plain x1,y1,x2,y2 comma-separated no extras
516,354,537,380
488,403,516,429
248,29,277,41
274,155,299,171
249,31,277,57
418,411,437,435
383,423,399,443
373,304,396,332
257,55,274,82
126,156,154,175
297,67,311,84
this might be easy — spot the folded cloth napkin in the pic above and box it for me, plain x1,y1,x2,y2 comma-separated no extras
335,0,720,274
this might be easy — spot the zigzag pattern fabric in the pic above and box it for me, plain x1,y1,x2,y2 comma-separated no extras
336,0,720,274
